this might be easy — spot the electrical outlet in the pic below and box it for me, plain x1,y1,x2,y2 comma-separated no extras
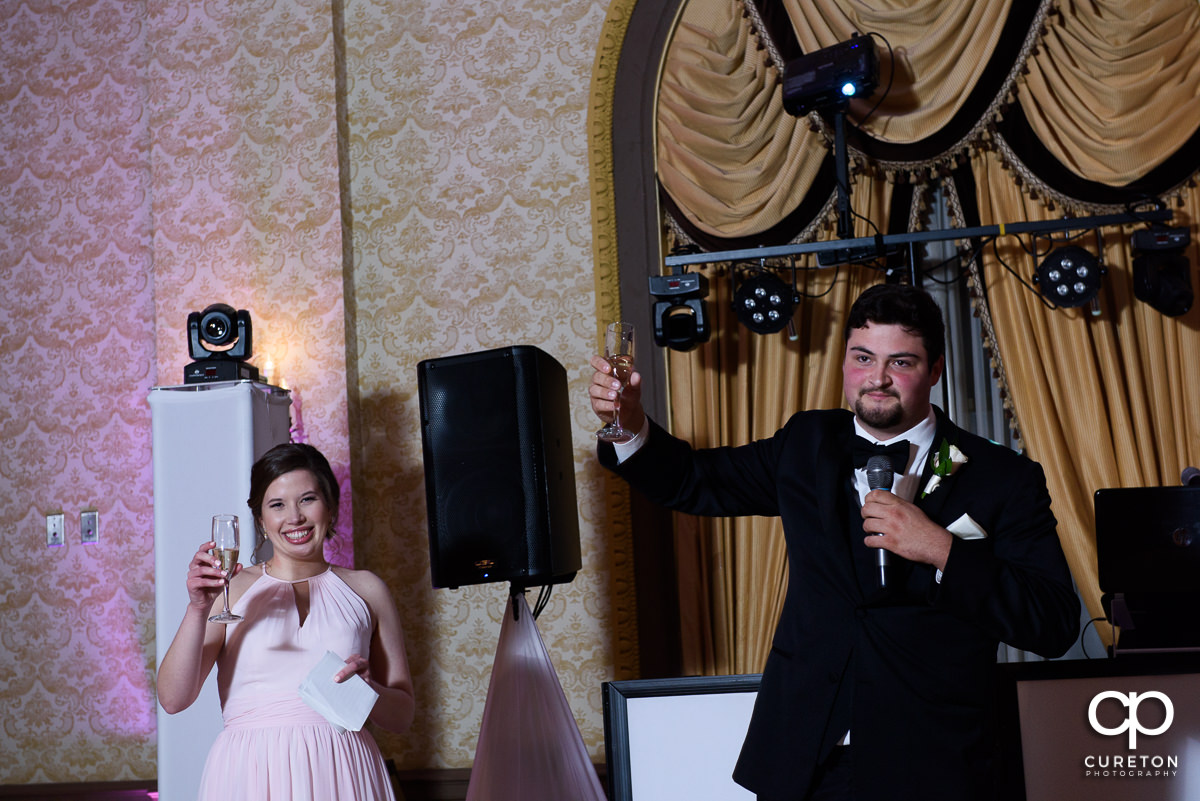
46,513,65,547
81,510,99,544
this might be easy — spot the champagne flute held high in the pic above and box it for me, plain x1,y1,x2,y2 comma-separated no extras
208,514,243,624
596,322,635,443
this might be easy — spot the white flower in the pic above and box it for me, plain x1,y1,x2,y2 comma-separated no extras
922,440,968,498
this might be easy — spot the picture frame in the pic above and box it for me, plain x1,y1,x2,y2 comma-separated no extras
602,673,761,801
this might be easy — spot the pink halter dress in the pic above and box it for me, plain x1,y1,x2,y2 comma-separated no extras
196,566,396,800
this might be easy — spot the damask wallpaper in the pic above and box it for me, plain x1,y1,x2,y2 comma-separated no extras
340,0,626,770
0,0,630,784
1,0,160,783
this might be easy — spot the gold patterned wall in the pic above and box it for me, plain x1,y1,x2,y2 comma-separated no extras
0,0,631,784
340,0,627,768
147,0,356,567
0,0,159,783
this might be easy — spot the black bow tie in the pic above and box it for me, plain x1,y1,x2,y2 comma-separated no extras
851,437,911,476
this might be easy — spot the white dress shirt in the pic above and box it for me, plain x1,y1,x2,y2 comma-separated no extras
851,410,937,505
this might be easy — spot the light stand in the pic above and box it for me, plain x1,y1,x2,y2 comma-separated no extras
464,586,607,801
832,108,853,241
782,35,881,242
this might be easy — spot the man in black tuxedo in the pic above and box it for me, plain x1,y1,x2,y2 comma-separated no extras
589,284,1079,801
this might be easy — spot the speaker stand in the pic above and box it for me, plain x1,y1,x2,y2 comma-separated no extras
510,583,525,621
464,590,607,801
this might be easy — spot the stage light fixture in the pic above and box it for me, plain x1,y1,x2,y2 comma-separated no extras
781,35,880,117
1132,227,1193,317
184,303,260,384
734,270,796,334
1034,246,1104,308
649,272,711,352
781,34,879,240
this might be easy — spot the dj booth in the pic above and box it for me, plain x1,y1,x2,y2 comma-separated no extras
999,485,1200,801
997,652,1200,801
600,486,1200,801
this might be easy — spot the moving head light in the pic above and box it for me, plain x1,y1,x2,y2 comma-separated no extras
184,303,260,384
650,272,711,352
782,35,880,117
1132,227,1193,317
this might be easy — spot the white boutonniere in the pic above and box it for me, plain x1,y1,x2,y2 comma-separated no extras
921,439,967,498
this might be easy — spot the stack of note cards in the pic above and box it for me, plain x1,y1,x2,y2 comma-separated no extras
298,650,379,733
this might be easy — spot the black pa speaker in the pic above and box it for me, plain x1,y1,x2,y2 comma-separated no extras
418,346,581,589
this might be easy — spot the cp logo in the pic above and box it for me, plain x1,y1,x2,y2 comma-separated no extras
1088,691,1174,749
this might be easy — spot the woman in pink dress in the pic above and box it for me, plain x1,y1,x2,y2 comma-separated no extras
158,443,414,800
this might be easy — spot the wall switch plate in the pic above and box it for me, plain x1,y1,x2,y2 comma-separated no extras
81,510,99,544
46,513,65,547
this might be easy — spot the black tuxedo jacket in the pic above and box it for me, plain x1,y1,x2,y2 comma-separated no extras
601,407,1079,801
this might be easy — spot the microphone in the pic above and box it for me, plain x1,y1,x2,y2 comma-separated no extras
1183,467,1200,487
865,454,894,588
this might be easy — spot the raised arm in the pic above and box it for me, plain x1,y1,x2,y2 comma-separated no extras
156,540,236,714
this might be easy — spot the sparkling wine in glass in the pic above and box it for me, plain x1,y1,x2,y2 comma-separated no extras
596,322,635,443
208,514,243,624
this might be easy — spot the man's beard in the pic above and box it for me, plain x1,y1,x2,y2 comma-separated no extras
854,393,904,430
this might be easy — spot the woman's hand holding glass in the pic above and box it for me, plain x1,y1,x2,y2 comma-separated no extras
207,514,243,623
184,514,244,623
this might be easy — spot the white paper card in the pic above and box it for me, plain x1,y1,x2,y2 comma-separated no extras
298,650,379,733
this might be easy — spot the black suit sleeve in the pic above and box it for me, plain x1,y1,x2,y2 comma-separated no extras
931,455,1079,658
600,417,790,519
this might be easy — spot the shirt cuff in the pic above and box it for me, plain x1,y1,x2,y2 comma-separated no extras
612,418,651,463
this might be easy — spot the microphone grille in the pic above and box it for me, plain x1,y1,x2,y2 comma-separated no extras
865,454,894,491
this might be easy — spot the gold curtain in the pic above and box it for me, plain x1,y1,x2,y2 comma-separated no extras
972,150,1200,646
657,0,1030,241
969,0,1200,636
642,0,1200,668
656,0,824,239
1017,0,1200,188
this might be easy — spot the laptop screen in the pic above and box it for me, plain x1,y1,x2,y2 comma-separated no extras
1093,487,1200,594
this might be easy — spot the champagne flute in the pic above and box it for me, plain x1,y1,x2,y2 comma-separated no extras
596,322,635,442
208,514,243,623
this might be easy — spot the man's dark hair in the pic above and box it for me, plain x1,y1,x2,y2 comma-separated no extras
844,283,945,367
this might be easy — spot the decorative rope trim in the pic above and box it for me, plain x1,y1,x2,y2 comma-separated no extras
798,191,841,245
943,176,1024,442
867,0,1058,179
742,0,785,73
907,183,927,233
987,129,1195,216
665,214,689,254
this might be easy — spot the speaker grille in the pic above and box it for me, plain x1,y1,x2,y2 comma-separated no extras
418,346,580,589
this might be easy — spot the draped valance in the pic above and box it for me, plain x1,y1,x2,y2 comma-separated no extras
658,0,1200,248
